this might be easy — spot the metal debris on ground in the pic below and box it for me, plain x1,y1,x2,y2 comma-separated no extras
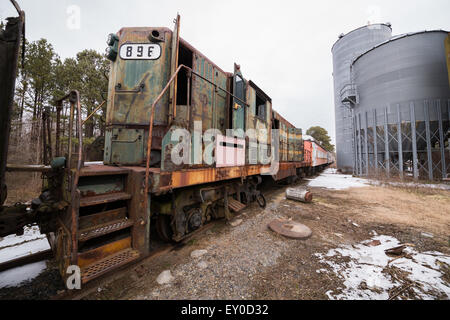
421,232,434,238
268,219,312,240
285,188,313,203
384,245,406,256
385,243,415,256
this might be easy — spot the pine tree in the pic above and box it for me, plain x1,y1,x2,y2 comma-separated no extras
306,126,335,152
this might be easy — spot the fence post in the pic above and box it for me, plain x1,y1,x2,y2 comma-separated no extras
424,101,433,180
397,104,403,179
384,107,390,177
410,102,418,180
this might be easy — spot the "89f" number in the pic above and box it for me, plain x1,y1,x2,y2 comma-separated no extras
119,44,161,60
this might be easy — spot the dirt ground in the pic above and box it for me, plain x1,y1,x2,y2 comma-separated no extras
72,177,450,300
1,172,449,300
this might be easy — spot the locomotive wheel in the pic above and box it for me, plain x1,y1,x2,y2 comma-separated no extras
156,215,173,242
256,193,266,208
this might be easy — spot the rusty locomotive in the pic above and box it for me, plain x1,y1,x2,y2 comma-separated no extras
0,9,333,285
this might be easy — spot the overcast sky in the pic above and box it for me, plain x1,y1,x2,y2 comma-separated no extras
1,0,449,144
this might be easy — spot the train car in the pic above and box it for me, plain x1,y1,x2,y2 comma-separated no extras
271,110,303,163
303,135,333,173
272,110,291,162
312,142,329,167
303,138,313,167
271,110,305,181
0,14,333,286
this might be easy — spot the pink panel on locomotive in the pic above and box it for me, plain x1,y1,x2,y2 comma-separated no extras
215,134,246,168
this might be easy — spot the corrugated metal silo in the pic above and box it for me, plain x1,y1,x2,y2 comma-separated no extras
351,30,450,180
332,24,392,173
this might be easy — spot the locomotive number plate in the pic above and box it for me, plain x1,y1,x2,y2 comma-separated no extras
119,43,161,60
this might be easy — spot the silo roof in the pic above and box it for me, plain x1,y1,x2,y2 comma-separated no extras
351,29,450,66
331,23,393,51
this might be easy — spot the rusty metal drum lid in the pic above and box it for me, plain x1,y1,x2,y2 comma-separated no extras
268,219,312,239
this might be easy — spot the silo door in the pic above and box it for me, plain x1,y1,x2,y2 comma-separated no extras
232,64,246,134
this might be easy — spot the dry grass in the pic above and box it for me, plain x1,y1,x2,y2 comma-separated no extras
4,120,45,205
332,186,450,238
4,172,41,205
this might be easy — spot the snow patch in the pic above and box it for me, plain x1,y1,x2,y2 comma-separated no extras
0,225,51,264
307,169,369,190
0,238,50,264
315,235,450,300
0,225,51,287
0,225,46,249
0,261,47,288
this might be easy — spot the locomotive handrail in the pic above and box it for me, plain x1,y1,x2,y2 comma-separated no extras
55,90,83,176
189,68,249,107
144,64,185,205
54,90,83,264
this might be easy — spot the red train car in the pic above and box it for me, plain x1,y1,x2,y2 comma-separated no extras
303,139,313,167
303,135,332,171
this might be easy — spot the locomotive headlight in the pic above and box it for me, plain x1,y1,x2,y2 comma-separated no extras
105,33,119,61
105,45,117,61
107,33,119,46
